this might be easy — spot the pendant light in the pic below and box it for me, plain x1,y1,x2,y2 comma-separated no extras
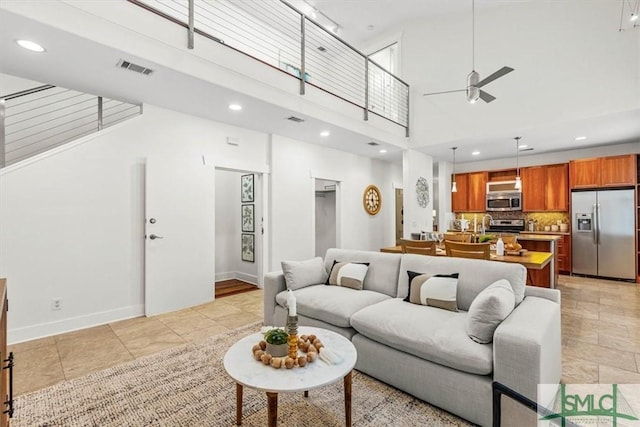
514,137,522,190
451,147,458,193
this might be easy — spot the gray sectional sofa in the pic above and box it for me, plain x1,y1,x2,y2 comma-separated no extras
263,248,562,426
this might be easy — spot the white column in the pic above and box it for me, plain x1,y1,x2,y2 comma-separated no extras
437,160,453,232
402,149,433,238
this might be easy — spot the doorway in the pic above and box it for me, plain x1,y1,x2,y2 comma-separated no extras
214,169,263,294
395,188,403,243
315,179,338,257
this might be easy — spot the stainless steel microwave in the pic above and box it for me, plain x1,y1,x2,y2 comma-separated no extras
486,181,522,211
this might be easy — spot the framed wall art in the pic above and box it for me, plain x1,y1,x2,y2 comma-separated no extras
241,233,255,263
241,174,254,203
241,204,254,232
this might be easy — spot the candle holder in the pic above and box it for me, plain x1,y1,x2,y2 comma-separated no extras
287,313,298,359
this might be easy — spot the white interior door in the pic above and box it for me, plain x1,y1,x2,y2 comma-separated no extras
145,156,215,316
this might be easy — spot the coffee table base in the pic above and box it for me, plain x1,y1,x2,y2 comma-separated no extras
234,371,353,427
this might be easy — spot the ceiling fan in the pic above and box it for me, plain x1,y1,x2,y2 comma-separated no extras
423,0,514,104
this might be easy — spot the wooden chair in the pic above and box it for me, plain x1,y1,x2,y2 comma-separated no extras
444,241,491,260
443,233,472,243
404,241,437,256
399,239,437,255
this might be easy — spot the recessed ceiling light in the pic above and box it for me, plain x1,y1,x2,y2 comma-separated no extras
575,136,587,141
320,130,330,137
518,144,528,149
379,149,387,154
16,39,45,52
228,104,242,111
471,151,480,156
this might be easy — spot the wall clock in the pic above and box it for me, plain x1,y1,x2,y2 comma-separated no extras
416,177,429,208
363,184,382,215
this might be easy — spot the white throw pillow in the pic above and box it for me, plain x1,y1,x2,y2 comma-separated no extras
466,279,515,344
281,257,328,291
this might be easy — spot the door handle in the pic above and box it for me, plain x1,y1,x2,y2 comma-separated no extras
149,234,164,240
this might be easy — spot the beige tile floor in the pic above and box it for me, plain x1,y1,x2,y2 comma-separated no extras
9,275,640,397
10,289,264,396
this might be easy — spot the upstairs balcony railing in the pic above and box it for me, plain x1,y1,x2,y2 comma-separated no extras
0,85,142,167
127,0,410,136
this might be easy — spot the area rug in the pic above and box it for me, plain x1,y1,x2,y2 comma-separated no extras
12,322,470,426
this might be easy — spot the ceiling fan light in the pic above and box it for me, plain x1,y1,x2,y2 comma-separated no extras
467,86,480,104
631,13,639,22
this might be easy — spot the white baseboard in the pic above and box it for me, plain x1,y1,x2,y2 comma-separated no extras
215,271,235,282
215,271,258,286
235,272,258,285
8,304,144,345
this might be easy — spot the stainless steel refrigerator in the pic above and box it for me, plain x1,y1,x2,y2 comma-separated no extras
572,189,635,280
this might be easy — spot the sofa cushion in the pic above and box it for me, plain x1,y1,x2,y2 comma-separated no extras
397,254,526,311
281,257,328,291
351,298,493,375
324,248,402,297
466,279,515,344
276,285,390,328
404,271,459,311
326,261,370,290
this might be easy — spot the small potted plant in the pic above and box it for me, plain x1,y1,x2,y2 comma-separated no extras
264,328,289,357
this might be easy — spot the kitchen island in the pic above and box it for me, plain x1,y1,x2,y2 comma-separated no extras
380,244,555,287
511,234,562,288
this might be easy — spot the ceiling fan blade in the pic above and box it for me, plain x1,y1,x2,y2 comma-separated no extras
423,89,466,96
479,90,496,103
476,66,514,88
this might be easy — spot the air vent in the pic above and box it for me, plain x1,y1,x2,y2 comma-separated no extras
519,147,534,152
117,59,154,76
367,142,380,146
286,116,305,123
317,46,327,52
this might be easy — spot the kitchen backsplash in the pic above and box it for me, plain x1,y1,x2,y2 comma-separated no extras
454,211,570,233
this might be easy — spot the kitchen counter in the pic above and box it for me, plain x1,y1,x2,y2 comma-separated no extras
517,234,563,241
520,231,570,236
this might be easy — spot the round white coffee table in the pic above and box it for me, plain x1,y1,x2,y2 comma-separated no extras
223,326,357,426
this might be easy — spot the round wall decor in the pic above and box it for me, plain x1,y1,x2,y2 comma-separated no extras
416,177,429,208
363,185,382,215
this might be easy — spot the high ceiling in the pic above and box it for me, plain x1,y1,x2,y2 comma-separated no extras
1,0,638,166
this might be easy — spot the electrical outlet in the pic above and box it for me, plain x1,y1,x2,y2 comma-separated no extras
52,298,62,311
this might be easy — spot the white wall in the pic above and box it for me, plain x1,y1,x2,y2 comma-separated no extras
269,134,401,271
0,74,42,96
402,149,434,235
215,169,259,284
0,104,269,343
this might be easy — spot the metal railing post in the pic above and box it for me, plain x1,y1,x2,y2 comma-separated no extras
405,89,410,137
97,96,103,131
188,0,194,49
0,99,5,168
299,15,306,95
364,58,369,121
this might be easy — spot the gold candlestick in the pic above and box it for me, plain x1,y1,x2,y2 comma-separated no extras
287,314,298,359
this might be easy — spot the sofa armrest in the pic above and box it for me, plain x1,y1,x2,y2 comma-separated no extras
263,271,286,325
493,296,561,400
524,285,561,304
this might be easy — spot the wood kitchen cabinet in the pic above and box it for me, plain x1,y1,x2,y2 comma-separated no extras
451,173,468,212
451,172,487,212
521,163,568,212
556,234,571,274
545,163,569,211
521,166,546,211
467,171,488,211
570,155,636,189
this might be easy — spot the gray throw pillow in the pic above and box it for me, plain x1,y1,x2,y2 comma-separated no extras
281,257,328,291
466,279,515,344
